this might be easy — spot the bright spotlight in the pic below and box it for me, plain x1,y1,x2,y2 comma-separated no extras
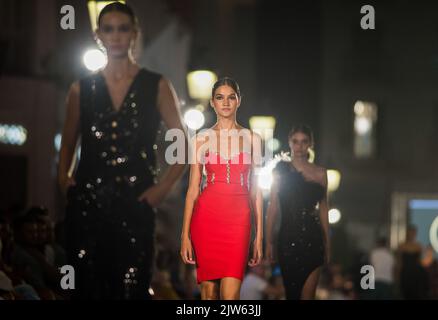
257,167,273,190
184,109,205,130
187,70,217,100
266,138,280,152
83,49,107,71
327,169,341,193
329,208,341,224
0,124,27,145
354,117,372,135
249,116,276,141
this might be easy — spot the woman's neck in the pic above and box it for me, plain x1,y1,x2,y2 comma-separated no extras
292,156,308,166
104,57,137,79
216,118,238,130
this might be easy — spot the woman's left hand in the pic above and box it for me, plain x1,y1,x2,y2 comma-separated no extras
137,182,168,208
248,239,263,267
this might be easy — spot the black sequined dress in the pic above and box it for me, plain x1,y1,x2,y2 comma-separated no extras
273,161,325,300
65,68,162,299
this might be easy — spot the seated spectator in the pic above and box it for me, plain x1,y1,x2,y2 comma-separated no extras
27,206,67,269
11,213,62,299
0,217,39,300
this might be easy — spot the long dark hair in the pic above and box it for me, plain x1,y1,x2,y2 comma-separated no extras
211,77,241,99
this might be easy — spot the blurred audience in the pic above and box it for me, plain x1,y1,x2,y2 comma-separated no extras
265,266,286,300
369,237,395,299
0,216,40,300
240,263,284,300
323,264,354,300
3,205,437,301
397,225,429,299
10,208,68,299
27,207,67,269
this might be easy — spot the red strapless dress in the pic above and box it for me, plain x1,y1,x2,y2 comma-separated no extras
190,151,252,283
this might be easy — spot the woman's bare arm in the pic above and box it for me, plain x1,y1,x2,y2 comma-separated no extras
57,82,80,194
180,137,203,264
138,77,187,206
249,132,263,266
156,77,187,190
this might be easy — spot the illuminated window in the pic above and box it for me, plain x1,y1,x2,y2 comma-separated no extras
354,101,377,158
0,124,27,146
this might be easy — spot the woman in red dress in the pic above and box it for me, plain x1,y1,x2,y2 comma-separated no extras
180,77,263,300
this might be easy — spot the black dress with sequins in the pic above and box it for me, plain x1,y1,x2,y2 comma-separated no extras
65,68,162,299
273,161,325,300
